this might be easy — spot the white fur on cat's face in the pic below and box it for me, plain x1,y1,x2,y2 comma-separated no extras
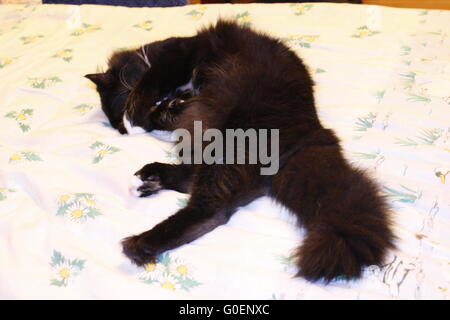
122,113,146,135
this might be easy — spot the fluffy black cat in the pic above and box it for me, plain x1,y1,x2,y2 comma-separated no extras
86,20,395,282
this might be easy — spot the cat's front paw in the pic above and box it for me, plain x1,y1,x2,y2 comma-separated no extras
122,234,158,266
129,164,164,197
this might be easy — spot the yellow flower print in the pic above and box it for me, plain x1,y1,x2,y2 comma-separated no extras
73,104,94,114
20,35,44,45
358,30,370,37
90,141,120,163
50,251,85,287
52,49,73,62
281,34,319,48
59,50,71,57
139,253,200,291
97,149,108,156
56,193,101,222
235,11,252,27
4,108,33,132
54,263,76,283
71,23,101,36
60,194,70,203
176,265,188,275
144,263,157,272
303,36,318,43
0,188,15,201
133,20,153,31
292,4,313,16
86,199,96,207
171,260,192,276
66,202,89,222
59,267,71,279
9,153,22,161
0,58,13,68
161,281,176,291
186,6,207,20
86,25,99,33
17,113,27,121
8,151,42,163
352,26,380,38
296,7,305,14
28,76,62,89
70,209,84,219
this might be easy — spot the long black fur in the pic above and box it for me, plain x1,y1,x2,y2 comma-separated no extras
86,20,395,282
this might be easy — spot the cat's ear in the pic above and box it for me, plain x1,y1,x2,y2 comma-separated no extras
85,73,112,87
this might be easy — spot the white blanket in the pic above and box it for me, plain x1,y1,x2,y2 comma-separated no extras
0,2,449,299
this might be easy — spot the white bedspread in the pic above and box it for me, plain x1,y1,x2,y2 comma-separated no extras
0,2,449,299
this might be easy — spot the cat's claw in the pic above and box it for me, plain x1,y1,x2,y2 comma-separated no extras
129,175,144,197
129,173,162,197
129,163,168,197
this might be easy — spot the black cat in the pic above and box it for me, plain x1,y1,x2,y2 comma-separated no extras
87,20,395,282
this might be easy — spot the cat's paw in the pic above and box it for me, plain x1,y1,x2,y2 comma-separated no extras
129,173,162,197
122,234,158,266
129,163,168,197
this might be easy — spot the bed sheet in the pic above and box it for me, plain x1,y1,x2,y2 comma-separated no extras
0,2,449,299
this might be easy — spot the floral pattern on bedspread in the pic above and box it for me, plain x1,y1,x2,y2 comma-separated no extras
0,3,449,299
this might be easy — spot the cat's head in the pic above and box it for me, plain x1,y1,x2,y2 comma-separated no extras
123,77,197,134
85,49,148,134
87,40,196,135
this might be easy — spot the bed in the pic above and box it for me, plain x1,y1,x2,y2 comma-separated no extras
0,2,449,299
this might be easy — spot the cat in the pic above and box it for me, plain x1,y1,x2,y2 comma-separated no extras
86,20,395,282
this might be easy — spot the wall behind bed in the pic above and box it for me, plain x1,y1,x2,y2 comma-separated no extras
41,0,187,7
0,0,188,6
363,0,450,10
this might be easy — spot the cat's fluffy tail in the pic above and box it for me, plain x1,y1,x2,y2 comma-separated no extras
270,139,395,282
295,208,395,282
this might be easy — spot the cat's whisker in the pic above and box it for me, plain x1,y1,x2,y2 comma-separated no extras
119,66,133,91
117,88,130,95
136,45,151,69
